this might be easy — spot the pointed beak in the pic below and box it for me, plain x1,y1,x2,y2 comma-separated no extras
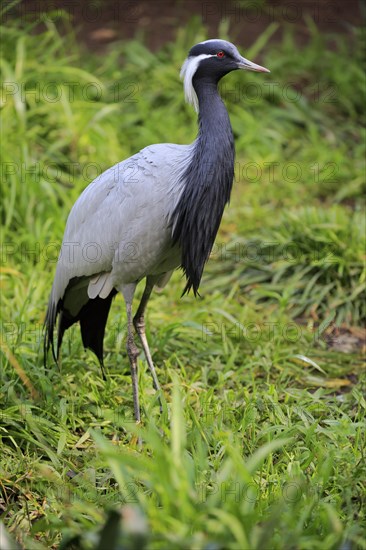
237,56,270,73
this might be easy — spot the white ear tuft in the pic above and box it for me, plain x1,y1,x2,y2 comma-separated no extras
180,54,214,113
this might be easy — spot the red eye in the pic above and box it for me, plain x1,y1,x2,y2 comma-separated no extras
217,51,225,58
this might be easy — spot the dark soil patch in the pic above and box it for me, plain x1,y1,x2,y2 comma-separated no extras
6,0,363,53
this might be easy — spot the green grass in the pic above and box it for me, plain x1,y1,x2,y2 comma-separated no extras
1,8,365,550
207,206,366,325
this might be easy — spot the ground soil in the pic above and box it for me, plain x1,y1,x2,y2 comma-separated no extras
6,0,363,52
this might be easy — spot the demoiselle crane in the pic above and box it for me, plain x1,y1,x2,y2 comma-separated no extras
44,39,269,421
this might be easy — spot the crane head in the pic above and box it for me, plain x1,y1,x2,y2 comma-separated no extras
181,39,270,112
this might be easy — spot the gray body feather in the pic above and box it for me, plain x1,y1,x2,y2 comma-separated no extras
45,143,191,359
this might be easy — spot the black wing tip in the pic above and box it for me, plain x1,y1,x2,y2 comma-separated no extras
43,301,59,367
79,291,117,377
44,287,116,380
82,343,107,380
43,330,58,367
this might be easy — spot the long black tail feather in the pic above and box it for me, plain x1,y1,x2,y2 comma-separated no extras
79,290,117,364
44,288,117,371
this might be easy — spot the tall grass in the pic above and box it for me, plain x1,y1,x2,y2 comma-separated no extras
207,206,366,325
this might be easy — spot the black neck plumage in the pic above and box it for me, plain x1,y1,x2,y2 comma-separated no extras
172,78,235,295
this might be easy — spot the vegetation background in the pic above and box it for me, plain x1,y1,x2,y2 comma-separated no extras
1,0,365,548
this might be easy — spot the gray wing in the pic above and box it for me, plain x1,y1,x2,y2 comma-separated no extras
44,143,191,363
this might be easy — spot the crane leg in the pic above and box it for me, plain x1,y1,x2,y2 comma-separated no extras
122,284,140,423
133,276,162,411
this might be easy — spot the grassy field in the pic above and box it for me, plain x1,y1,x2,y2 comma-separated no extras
1,8,365,550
